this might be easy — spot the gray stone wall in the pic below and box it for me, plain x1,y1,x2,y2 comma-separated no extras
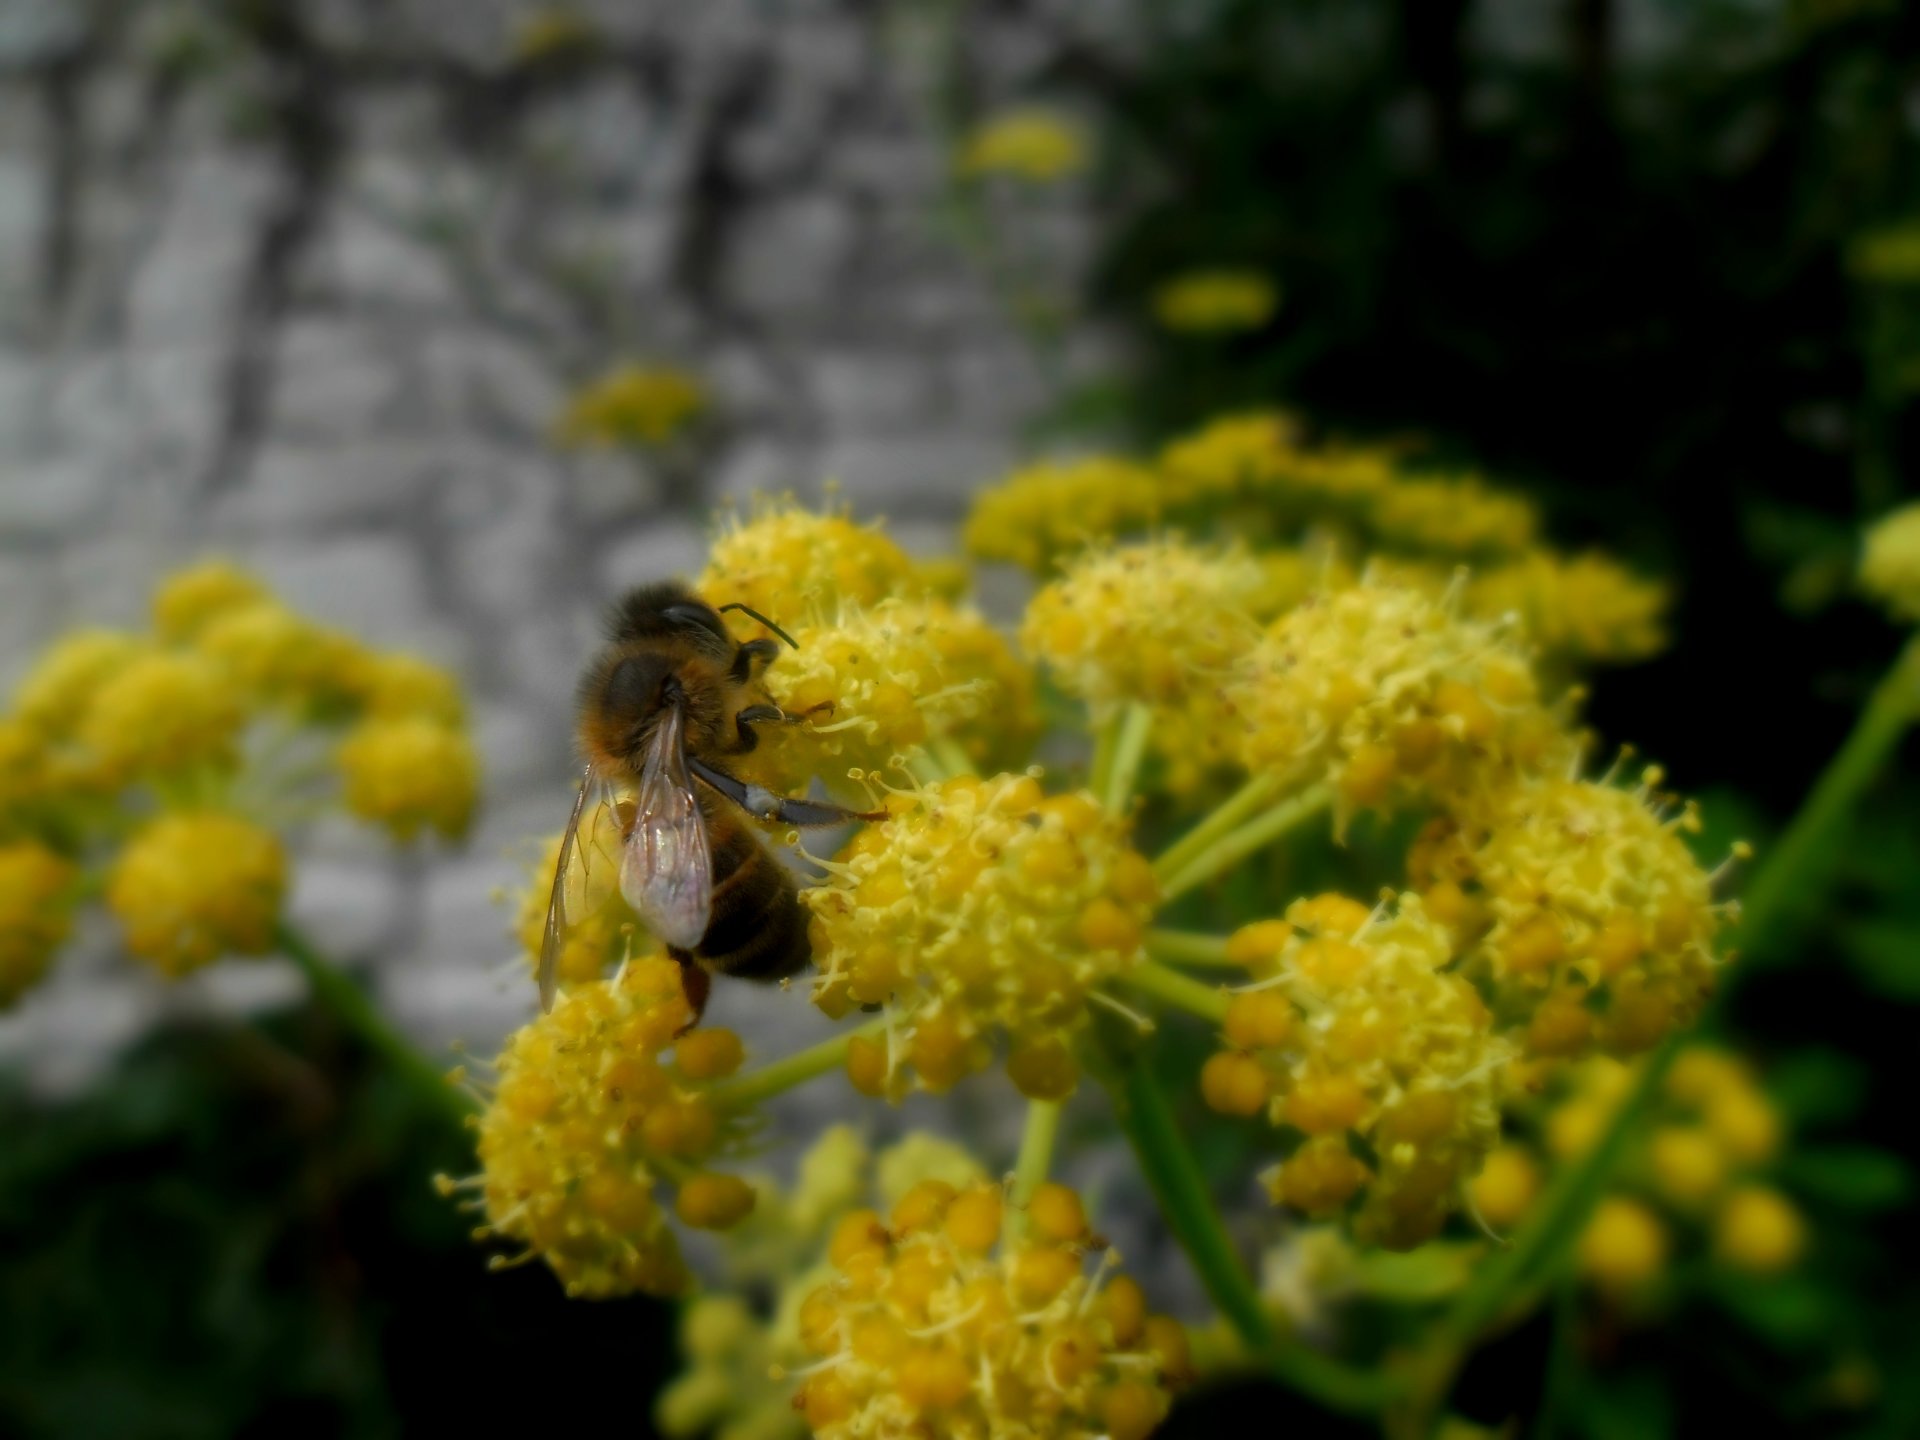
0,0,1111,1091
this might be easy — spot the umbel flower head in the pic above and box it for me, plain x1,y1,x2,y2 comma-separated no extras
105,812,287,979
79,651,244,787
9,629,149,735
1024,538,1268,793
1410,772,1729,1057
467,955,757,1298
151,560,273,643
1466,551,1669,668
745,596,1038,795
1203,893,1511,1249
963,455,1161,573
1230,578,1569,826
805,774,1157,1099
697,501,933,627
336,717,479,841
0,840,77,1007
792,1179,1187,1440
195,603,371,713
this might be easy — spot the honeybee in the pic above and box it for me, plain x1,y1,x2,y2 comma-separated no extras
539,582,882,1021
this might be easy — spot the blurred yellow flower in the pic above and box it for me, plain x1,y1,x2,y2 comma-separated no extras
956,108,1087,183
1152,269,1279,334
0,840,76,1006
1364,474,1538,558
11,630,148,736
336,718,479,841
1848,219,1920,285
1647,1125,1731,1212
197,603,371,712
511,820,636,992
806,774,1155,1097
1713,1184,1807,1274
1577,1195,1668,1296
791,1180,1184,1440
151,560,273,643
1467,550,1669,665
1468,1142,1542,1230
0,720,48,819
80,652,244,786
963,455,1161,571
556,364,705,448
1859,501,1920,622
357,652,467,726
106,812,286,979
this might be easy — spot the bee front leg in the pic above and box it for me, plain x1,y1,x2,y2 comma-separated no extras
732,701,835,753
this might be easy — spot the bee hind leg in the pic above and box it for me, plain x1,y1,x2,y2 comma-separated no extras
689,756,886,824
668,948,712,1034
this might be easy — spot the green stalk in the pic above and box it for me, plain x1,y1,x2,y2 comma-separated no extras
1145,928,1237,967
1738,631,1920,948
1112,958,1230,1023
277,921,472,1130
1157,784,1333,902
710,1016,890,1110
1089,709,1122,801
1151,771,1283,882
1102,702,1155,814
1007,1097,1064,1241
1099,1046,1401,1417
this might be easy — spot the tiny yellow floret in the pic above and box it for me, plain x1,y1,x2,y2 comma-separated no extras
106,812,286,978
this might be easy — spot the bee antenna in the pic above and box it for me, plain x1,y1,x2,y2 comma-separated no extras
718,603,800,650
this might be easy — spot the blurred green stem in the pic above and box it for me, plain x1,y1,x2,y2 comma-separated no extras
1098,1040,1401,1417
1007,1097,1063,1241
1102,702,1155,813
1405,630,1920,1430
276,921,472,1130
1157,785,1332,901
1113,957,1229,1023
1145,928,1237,966
711,1016,890,1110
1152,772,1283,881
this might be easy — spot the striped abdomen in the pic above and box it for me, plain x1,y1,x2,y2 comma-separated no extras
687,802,810,981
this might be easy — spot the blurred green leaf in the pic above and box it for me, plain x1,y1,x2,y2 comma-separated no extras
1703,1270,1839,1351
1578,1368,1673,1440
1837,917,1920,1000
1764,1047,1870,1128
1779,1146,1913,1211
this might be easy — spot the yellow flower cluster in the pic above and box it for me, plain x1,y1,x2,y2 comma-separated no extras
1475,1046,1805,1299
956,109,1087,183
1024,539,1267,793
0,841,76,1007
805,774,1156,1098
1152,269,1279,334
1365,474,1540,558
1202,894,1511,1249
792,1180,1186,1440
1231,581,1566,826
555,363,706,449
468,955,758,1298
0,559,479,1006
698,502,930,625
1411,773,1725,1058
1859,501,1920,623
105,812,287,979
1467,551,1669,666
962,455,1161,571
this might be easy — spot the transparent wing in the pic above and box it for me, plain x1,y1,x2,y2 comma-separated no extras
623,704,712,950
538,763,598,1012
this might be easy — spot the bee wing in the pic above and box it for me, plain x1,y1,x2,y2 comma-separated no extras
622,702,712,950
538,762,599,1013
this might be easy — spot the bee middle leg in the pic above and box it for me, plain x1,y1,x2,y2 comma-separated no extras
688,756,886,824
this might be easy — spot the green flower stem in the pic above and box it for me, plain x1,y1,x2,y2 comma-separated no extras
1007,1097,1064,1241
1099,1045,1401,1417
1145,928,1237,967
1112,958,1230,1024
1101,702,1155,814
1089,710,1122,801
1157,784,1333,902
710,1016,890,1110
1737,630,1920,947
1407,633,1920,1427
928,736,977,781
276,921,473,1130
1151,772,1284,882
